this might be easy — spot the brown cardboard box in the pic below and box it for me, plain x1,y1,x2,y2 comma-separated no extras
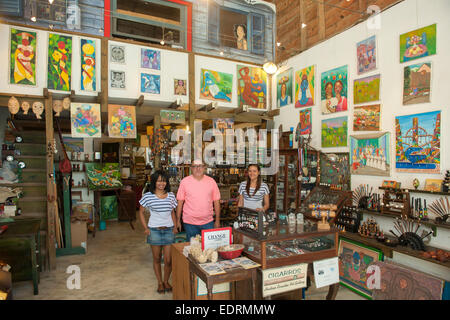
71,221,87,251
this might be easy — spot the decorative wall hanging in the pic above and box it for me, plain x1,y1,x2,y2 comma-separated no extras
21,101,30,114
110,70,125,89
294,65,315,108
321,116,348,148
80,38,96,92
321,65,348,114
395,110,440,173
299,108,312,135
200,69,232,102
174,79,187,95
10,27,37,86
70,103,101,138
108,105,136,139
8,96,20,115
237,65,267,109
213,118,234,133
47,33,72,91
62,97,71,110
400,24,436,63
160,110,185,124
53,100,63,116
110,45,125,64
353,74,380,105
350,132,390,176
32,101,44,119
141,48,161,70
356,35,377,75
276,68,293,107
353,104,381,131
85,162,122,190
403,62,431,105
140,73,160,94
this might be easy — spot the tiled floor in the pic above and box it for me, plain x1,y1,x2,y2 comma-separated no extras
12,220,364,300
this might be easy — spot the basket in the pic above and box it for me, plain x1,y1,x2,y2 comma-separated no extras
217,244,245,260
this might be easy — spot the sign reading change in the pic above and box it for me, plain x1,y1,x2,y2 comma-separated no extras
201,227,232,250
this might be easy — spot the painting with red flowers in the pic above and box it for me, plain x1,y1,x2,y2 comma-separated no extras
48,33,72,91
9,27,37,86
320,65,348,114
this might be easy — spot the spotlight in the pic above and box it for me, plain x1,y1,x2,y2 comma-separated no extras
160,40,165,45
302,23,307,28
219,51,224,56
276,42,281,47
49,0,54,4
31,16,36,22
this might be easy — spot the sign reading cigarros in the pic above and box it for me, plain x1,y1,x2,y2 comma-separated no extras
262,263,308,297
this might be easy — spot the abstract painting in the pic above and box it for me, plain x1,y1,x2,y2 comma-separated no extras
110,45,125,64
141,73,160,94
353,74,380,105
357,35,377,75
200,69,232,102
10,27,36,86
353,104,381,131
321,65,348,114
80,38,96,91
85,162,122,190
213,118,234,133
160,110,185,124
141,48,161,70
400,24,436,63
338,237,383,299
294,65,315,108
395,111,441,173
299,108,312,135
321,116,348,148
108,105,136,139
237,65,267,109
48,33,72,91
110,70,125,89
276,68,293,107
350,132,390,176
70,103,101,138
174,79,187,95
403,62,431,105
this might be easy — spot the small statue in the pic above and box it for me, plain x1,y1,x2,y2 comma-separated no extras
413,178,420,190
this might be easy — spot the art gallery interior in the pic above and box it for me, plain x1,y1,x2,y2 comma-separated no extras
0,0,449,302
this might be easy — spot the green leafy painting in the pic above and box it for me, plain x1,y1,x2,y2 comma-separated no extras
322,116,348,148
85,163,122,190
10,28,37,85
48,33,72,91
100,196,118,220
353,74,380,105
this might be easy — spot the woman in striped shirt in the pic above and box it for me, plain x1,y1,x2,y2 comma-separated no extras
237,164,270,212
139,170,178,294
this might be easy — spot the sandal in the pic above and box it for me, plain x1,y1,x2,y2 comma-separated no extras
164,282,172,293
157,283,165,294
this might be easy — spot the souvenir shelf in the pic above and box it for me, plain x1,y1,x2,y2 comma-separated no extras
319,152,351,191
334,206,362,233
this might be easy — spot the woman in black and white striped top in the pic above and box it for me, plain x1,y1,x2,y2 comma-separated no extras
237,164,270,211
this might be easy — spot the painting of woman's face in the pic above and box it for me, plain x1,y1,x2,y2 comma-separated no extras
236,25,246,39
325,82,333,97
334,81,343,96
281,83,287,96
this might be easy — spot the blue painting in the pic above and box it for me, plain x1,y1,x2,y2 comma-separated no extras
141,48,161,70
141,73,160,94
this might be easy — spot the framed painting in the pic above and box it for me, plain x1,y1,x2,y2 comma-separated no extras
48,33,72,91
400,24,436,63
395,111,440,173
299,108,312,135
350,132,390,176
321,65,348,114
108,105,136,139
200,69,232,102
403,62,431,105
338,237,384,299
141,48,161,70
353,104,381,131
357,35,377,75
70,103,101,138
85,162,122,191
110,45,125,64
237,65,267,109
353,74,380,105
9,27,37,86
213,118,234,133
160,110,185,124
276,68,293,107
110,70,125,89
321,116,348,148
141,73,160,94
174,79,187,95
62,136,84,153
424,179,443,192
80,38,96,92
294,65,315,108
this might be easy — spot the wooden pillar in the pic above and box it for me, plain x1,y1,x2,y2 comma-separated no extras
300,0,307,51
318,0,326,41
101,38,108,127
154,115,161,169
188,53,195,163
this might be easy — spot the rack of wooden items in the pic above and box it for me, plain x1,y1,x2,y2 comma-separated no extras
380,187,410,217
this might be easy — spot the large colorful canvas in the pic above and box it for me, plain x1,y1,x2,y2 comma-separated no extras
48,33,72,91
299,108,312,135
80,38,96,91
85,162,122,190
400,24,436,63
403,62,431,105
395,111,441,173
200,69,232,102
108,105,137,139
321,65,348,114
338,238,384,299
353,74,380,105
321,116,348,148
276,68,293,107
353,104,381,131
237,65,267,109
70,103,101,138
350,132,390,176
357,35,377,75
294,65,315,108
141,48,161,70
141,73,160,94
9,27,37,86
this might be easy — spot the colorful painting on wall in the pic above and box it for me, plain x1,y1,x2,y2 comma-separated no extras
395,111,441,173
80,38,96,91
62,137,84,153
160,110,185,124
350,132,390,176
110,70,125,89
321,116,348,148
200,69,232,102
353,104,381,131
213,118,234,133
48,33,72,91
70,103,101,138
108,105,137,139
110,45,125,64
321,65,348,114
299,108,312,135
357,35,377,75
141,48,161,70
400,24,436,63
85,162,122,190
353,74,380,105
294,65,315,108
338,238,384,299
9,27,37,86
237,65,267,109
403,62,431,105
141,73,160,94
174,79,187,95
276,68,293,107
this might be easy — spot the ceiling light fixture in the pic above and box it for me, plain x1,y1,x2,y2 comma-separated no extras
302,23,307,28
219,51,224,56
263,61,277,75
276,42,281,47
49,0,54,4
31,16,37,22
160,40,165,45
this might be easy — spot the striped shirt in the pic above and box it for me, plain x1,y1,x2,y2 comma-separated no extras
139,192,177,228
238,181,270,210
